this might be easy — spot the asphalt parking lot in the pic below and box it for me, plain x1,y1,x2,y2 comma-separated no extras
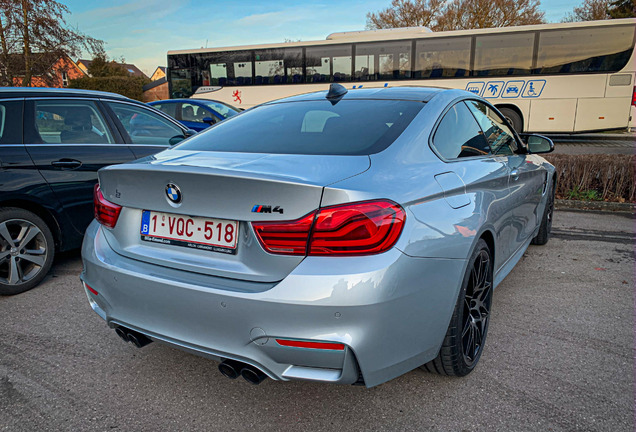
0,209,633,432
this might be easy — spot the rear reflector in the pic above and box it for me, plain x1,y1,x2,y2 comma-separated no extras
252,200,405,256
94,184,122,229
85,283,98,296
275,339,345,351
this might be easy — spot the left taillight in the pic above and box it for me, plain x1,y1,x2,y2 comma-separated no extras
94,184,122,228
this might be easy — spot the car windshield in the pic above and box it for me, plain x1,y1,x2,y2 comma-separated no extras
197,100,239,118
176,99,424,155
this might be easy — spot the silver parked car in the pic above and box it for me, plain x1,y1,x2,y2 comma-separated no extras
81,85,555,387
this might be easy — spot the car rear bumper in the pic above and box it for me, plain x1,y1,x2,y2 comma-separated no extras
81,221,467,387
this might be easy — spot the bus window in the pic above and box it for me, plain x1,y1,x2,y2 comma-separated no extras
170,69,192,98
355,41,411,81
206,51,252,86
254,48,303,84
210,63,227,85
306,45,352,83
415,36,471,78
474,33,534,76
233,61,252,86
536,25,634,74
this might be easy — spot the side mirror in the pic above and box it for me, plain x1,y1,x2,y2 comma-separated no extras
169,135,185,146
520,134,554,154
202,116,215,125
169,129,197,146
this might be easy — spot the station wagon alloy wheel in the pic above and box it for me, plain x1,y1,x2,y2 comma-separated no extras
0,208,54,295
462,249,492,366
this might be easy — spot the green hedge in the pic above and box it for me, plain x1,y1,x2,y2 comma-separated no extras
68,76,150,101
544,154,635,203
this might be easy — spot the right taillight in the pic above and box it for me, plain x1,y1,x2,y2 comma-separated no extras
94,184,122,228
252,200,405,256
632,86,636,106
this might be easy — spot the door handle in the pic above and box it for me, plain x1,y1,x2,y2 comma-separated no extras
51,159,82,169
510,169,520,180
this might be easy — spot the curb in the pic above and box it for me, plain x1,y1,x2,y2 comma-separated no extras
555,199,635,213
547,133,635,142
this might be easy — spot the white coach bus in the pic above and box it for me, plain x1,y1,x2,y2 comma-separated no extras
167,18,636,133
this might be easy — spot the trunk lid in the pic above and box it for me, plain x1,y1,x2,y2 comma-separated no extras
97,150,370,283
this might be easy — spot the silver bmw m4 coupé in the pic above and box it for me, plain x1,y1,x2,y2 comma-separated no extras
81,85,555,387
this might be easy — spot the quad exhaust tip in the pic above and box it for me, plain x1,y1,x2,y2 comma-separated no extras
219,359,267,385
114,326,153,348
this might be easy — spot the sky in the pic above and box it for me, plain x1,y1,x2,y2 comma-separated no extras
63,0,583,77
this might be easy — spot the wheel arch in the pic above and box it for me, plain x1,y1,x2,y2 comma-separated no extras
478,229,495,267
0,199,62,250
494,103,524,132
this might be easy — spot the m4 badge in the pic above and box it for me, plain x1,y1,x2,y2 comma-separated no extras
251,205,284,214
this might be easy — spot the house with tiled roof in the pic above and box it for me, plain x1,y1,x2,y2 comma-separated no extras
151,66,166,81
76,59,148,79
3,53,85,88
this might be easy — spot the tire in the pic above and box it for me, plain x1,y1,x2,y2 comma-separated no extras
499,107,523,133
422,239,493,376
531,180,555,246
0,207,55,295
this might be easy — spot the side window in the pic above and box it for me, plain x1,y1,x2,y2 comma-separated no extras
106,102,184,145
474,33,534,77
415,37,471,79
432,102,490,159
0,100,23,144
180,102,215,123
306,45,352,83
30,100,114,144
202,101,237,119
152,103,177,118
465,101,516,156
355,41,411,81
536,25,634,74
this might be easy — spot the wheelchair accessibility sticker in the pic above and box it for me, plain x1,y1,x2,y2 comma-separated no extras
521,80,545,98
502,81,525,98
465,82,485,96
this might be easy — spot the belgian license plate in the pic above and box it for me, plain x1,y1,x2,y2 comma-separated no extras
140,210,238,254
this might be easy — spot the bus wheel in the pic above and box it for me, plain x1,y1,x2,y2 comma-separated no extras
499,108,522,132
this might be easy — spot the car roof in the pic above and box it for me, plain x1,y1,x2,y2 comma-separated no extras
267,86,447,105
148,98,228,105
0,87,133,101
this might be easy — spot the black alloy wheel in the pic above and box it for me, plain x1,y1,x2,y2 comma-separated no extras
422,239,493,376
531,181,555,246
462,248,492,367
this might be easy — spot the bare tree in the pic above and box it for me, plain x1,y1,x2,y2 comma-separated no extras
367,0,545,31
562,0,611,21
607,0,636,18
438,0,545,30
0,0,103,87
366,0,446,29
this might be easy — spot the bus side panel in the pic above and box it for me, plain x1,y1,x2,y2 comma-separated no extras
528,99,577,132
574,98,632,131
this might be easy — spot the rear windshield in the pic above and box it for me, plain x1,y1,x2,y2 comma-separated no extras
176,99,424,155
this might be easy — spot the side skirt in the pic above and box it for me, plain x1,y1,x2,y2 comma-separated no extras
493,235,534,289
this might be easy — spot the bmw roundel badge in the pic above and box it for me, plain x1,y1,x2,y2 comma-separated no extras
165,183,182,204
